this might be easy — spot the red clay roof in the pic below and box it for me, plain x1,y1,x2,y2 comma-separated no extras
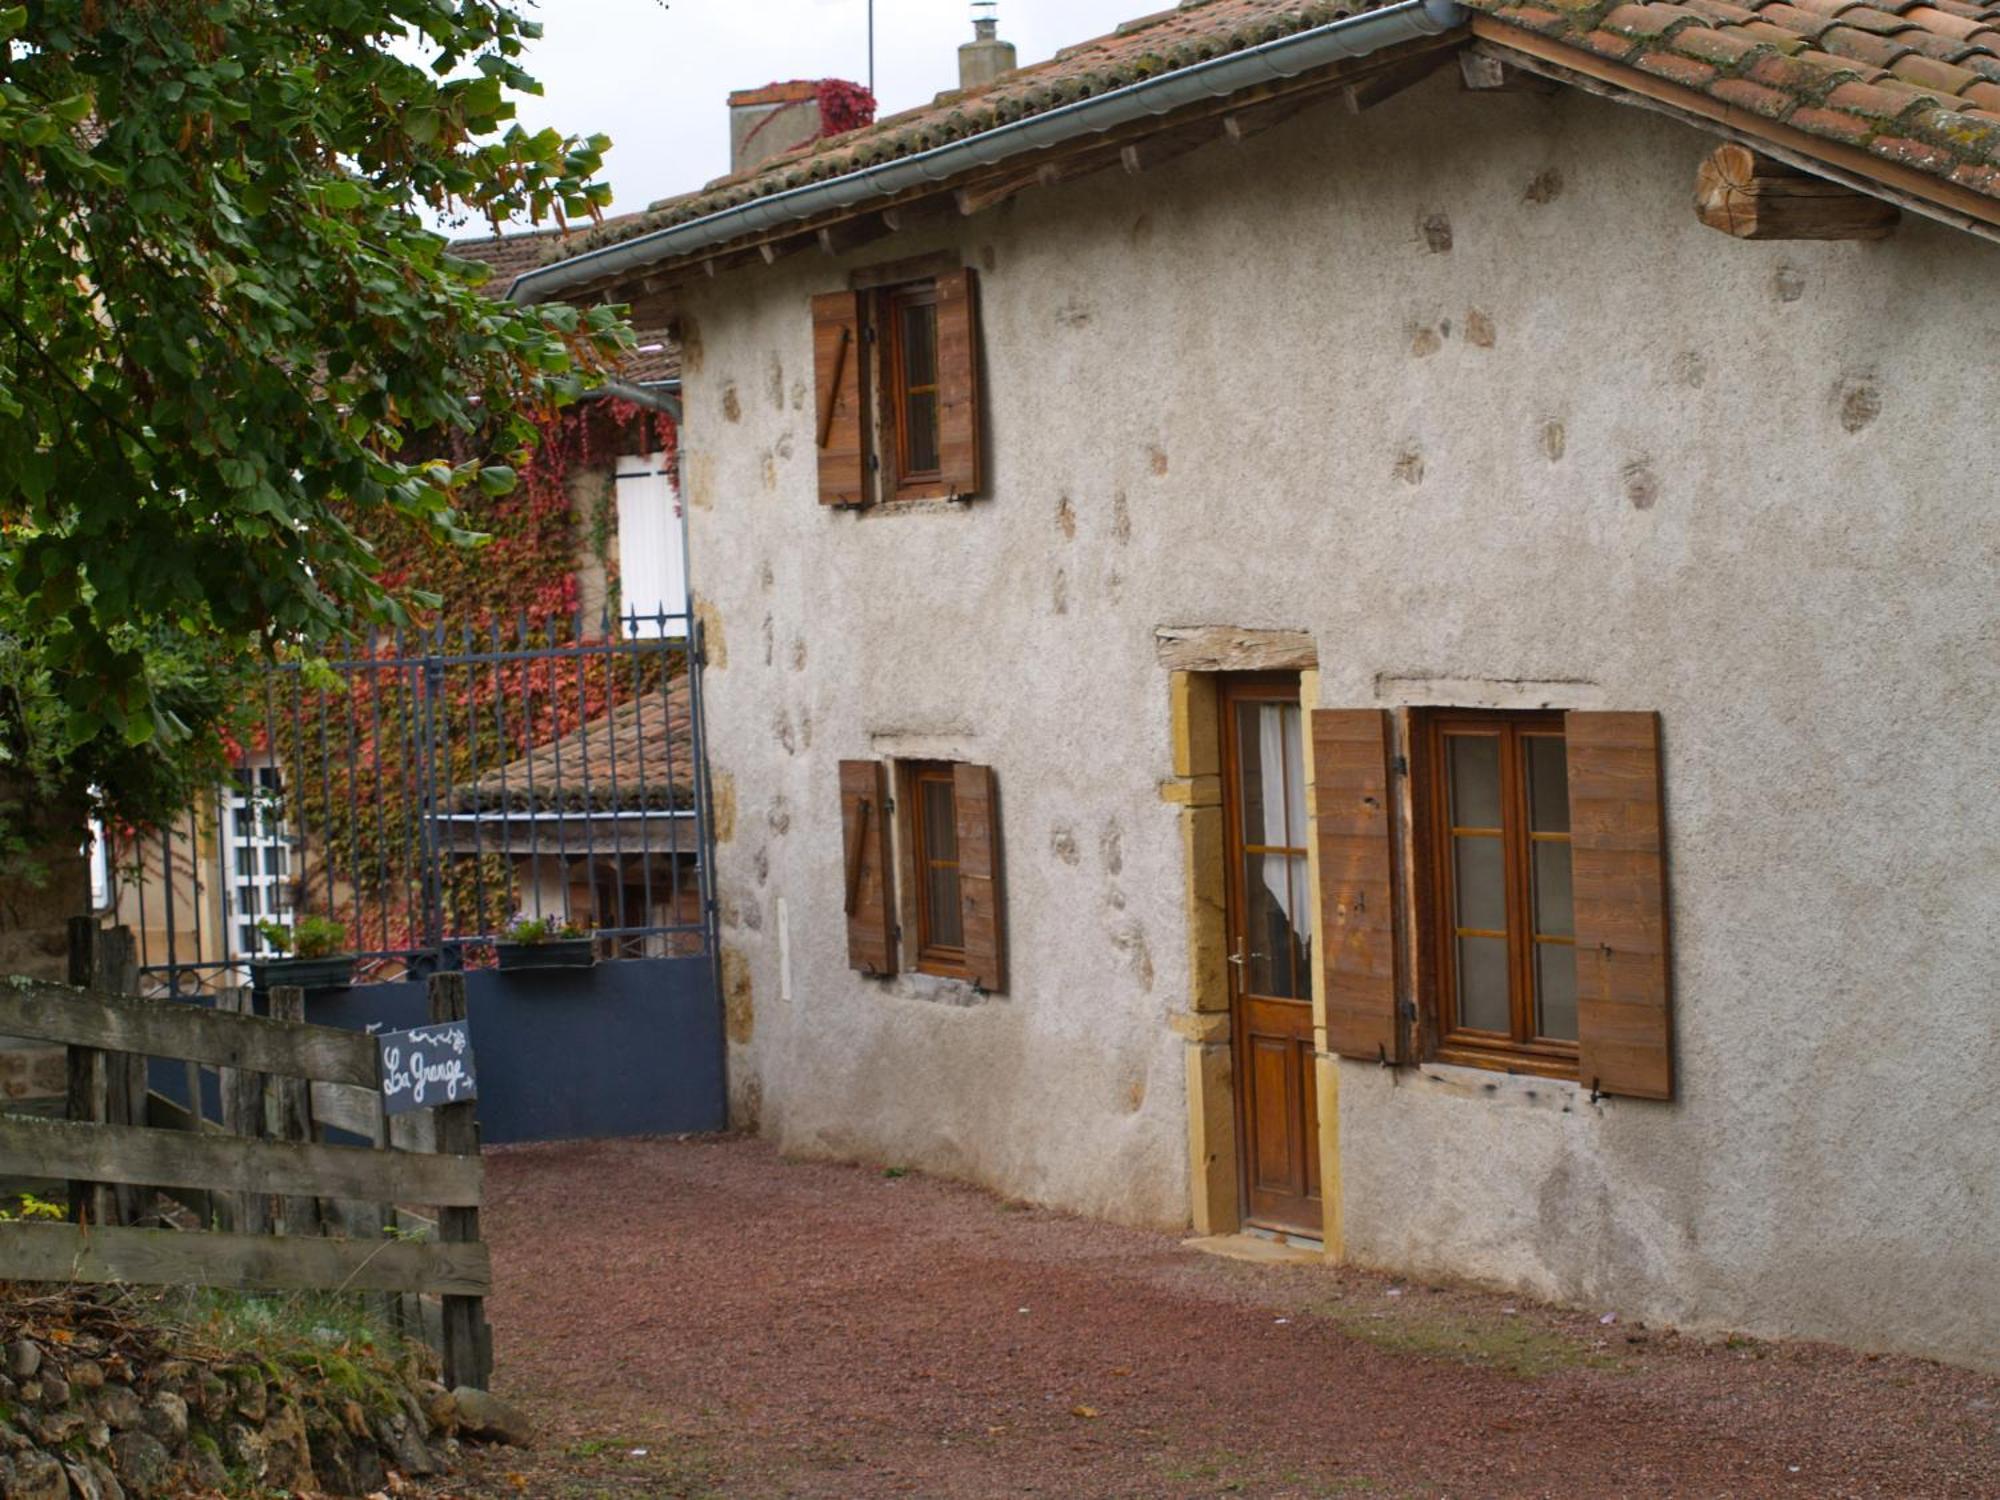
560,0,1414,260
534,0,2000,273
1466,0,2000,203
455,678,695,814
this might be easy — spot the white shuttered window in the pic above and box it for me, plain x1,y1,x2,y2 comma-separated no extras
615,450,686,638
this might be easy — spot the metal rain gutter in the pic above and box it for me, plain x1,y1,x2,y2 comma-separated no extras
591,377,682,422
510,0,1469,304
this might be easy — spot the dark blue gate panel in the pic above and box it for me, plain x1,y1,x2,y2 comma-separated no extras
303,957,725,1145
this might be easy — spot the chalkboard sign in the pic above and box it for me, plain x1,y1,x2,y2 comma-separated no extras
378,1021,477,1116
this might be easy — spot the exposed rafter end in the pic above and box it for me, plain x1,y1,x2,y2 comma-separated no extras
1344,54,1451,113
880,196,958,234
1696,144,1900,241
1120,120,1225,176
1459,51,1559,93
1466,30,2000,246
817,213,892,256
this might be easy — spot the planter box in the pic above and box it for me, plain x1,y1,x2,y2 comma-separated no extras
250,955,356,993
495,938,596,972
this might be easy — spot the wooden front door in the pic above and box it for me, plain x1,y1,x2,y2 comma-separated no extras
1221,675,1321,1237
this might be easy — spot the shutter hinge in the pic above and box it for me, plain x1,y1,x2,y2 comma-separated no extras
1393,754,1409,776
1397,1000,1417,1021
869,454,881,472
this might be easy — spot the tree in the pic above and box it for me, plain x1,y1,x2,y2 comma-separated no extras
0,0,628,845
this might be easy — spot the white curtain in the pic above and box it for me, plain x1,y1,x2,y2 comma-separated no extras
1255,706,1309,949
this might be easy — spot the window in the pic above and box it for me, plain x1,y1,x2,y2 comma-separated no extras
885,283,942,490
613,450,687,638
837,757,1006,991
907,761,967,976
811,266,982,508
223,763,293,961
1421,711,1577,1076
1318,708,1673,1099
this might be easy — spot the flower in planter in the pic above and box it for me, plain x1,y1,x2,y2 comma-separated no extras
500,914,588,946
255,915,348,959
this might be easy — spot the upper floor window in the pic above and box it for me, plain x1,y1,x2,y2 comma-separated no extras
811,264,983,507
886,283,942,489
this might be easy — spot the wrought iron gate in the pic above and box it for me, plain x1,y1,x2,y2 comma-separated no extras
116,609,717,1000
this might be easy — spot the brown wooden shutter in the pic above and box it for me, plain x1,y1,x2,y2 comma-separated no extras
1567,711,1674,1101
813,290,869,507
839,759,896,975
952,762,1005,992
1313,710,1401,1063
934,268,983,499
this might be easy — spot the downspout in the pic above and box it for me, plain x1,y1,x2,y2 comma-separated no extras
511,0,1469,304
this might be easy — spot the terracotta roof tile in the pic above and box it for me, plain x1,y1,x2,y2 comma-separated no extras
1786,100,1890,133
454,680,695,814
1677,23,1771,58
1641,43,1728,76
1818,27,1917,67
1889,49,1985,84
1466,0,2000,210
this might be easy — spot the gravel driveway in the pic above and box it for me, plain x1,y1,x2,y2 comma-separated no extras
430,1135,2000,1499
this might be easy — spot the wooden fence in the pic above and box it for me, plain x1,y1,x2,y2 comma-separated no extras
0,921,491,1388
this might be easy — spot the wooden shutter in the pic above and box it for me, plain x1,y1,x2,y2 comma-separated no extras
1567,711,1674,1101
934,268,983,499
839,759,896,975
813,290,869,507
1313,710,1401,1063
952,762,1005,992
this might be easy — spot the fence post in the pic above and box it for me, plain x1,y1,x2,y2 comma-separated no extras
64,918,110,1226
217,987,272,1235
266,986,323,1237
428,971,491,1390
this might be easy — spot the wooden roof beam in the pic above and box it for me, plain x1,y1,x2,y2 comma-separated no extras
1696,143,1899,241
1344,53,1453,113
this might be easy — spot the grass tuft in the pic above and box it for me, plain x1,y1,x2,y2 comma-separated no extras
1310,1299,1623,1379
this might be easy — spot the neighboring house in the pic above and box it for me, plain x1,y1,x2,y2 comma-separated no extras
448,224,688,632
441,679,703,952
519,0,2000,1374
115,222,689,993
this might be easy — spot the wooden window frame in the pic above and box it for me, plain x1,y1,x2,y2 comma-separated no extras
903,760,971,980
879,280,944,500
1416,709,1579,1081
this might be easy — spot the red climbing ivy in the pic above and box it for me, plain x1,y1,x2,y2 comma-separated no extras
815,79,878,138
258,399,684,969
374,397,678,625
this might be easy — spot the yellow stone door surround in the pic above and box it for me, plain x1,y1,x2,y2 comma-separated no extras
1157,630,1342,1258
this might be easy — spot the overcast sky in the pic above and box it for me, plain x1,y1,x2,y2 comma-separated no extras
471,1,1142,228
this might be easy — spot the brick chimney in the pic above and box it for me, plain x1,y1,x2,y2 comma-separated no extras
727,81,826,176
958,2,1017,92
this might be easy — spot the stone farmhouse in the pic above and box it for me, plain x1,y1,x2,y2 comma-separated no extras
510,0,2000,1368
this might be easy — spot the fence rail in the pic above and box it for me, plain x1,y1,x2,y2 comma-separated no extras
0,923,493,1387
114,610,714,998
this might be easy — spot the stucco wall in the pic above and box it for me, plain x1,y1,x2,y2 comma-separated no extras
676,71,2000,1368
